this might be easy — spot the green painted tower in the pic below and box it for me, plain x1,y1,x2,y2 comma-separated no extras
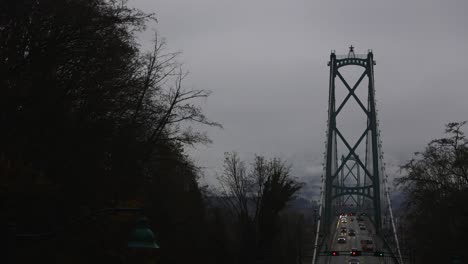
323,47,382,234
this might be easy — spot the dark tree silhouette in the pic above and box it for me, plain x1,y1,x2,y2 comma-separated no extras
218,152,303,264
0,0,220,263
396,121,468,263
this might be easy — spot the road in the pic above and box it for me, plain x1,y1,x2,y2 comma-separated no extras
322,215,387,264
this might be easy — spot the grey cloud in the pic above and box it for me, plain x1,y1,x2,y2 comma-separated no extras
130,0,468,194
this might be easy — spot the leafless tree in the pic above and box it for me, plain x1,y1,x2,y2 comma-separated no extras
251,155,270,223
218,152,251,222
218,152,302,227
217,152,303,262
129,32,222,161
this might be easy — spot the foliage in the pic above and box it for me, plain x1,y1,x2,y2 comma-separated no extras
396,122,468,263
0,0,220,263
0,1,303,263
217,152,303,264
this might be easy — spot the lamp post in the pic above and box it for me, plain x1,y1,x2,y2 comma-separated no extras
127,216,160,264
128,217,159,249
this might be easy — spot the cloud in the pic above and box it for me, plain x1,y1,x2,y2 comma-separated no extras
130,0,468,200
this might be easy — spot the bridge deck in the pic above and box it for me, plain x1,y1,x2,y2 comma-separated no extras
317,215,396,264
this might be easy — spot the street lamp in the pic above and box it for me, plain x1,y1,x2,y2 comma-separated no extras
128,217,159,249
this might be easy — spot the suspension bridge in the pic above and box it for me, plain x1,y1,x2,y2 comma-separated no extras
309,47,403,264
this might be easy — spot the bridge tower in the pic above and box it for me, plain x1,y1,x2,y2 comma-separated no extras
323,47,382,234
312,47,403,264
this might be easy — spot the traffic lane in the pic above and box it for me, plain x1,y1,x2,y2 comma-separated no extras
360,216,388,254
355,217,386,264
334,217,352,251
318,216,352,264
327,216,349,264
329,217,358,264
328,216,345,264
315,216,339,264
328,216,380,264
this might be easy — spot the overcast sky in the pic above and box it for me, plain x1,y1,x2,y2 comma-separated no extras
130,0,468,199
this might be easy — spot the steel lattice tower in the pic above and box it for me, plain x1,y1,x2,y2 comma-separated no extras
312,47,403,264
323,47,382,234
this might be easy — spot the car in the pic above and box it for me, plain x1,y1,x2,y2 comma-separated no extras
337,235,346,243
359,225,366,230
340,228,347,235
341,218,347,223
348,229,356,236
348,259,360,264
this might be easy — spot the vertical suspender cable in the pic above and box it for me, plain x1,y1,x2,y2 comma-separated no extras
372,65,404,264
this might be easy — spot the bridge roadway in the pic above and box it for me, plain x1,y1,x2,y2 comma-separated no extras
319,215,389,264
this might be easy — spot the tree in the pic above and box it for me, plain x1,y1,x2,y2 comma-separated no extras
0,1,219,263
217,152,303,263
256,158,302,251
396,121,468,263
218,152,251,223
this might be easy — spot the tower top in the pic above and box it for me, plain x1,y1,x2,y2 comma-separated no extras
348,45,355,58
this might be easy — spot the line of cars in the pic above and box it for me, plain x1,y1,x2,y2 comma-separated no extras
337,234,374,251
337,229,357,243
337,230,356,243
339,226,356,236
337,214,373,252
338,213,371,264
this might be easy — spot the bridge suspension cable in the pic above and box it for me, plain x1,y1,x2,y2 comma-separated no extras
374,79,404,264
